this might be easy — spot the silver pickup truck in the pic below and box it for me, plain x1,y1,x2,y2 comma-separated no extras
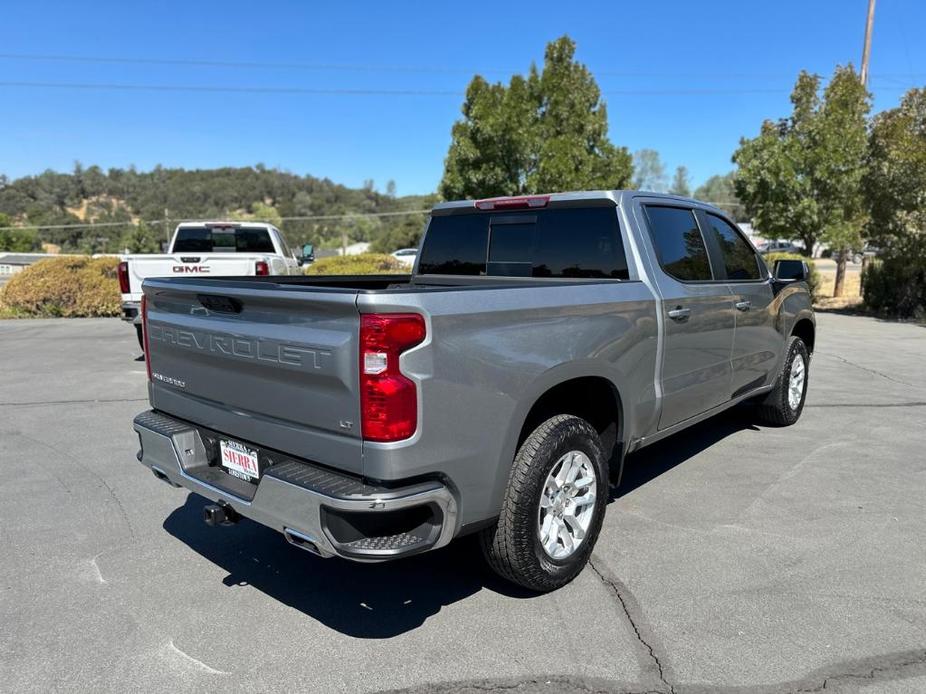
133,191,815,591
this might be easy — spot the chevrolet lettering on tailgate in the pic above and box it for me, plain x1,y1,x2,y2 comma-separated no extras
149,324,331,370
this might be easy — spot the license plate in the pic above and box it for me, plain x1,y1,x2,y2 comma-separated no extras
219,439,260,483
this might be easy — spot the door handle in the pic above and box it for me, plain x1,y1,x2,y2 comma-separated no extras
667,306,691,321
735,300,752,311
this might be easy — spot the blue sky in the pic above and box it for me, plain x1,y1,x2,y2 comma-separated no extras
1,0,923,196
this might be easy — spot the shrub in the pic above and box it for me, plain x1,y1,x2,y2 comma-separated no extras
763,252,821,301
0,256,122,317
305,253,406,275
862,255,926,319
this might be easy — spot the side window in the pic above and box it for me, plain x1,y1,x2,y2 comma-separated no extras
704,213,763,280
643,206,713,281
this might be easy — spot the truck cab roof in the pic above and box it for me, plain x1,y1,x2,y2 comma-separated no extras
432,190,726,216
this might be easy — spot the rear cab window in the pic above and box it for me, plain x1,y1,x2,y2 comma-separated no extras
417,206,629,279
173,227,276,253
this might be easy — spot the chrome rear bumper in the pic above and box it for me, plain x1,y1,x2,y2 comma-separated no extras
133,410,458,561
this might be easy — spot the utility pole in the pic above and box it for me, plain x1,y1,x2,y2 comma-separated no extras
163,208,170,250
860,0,876,87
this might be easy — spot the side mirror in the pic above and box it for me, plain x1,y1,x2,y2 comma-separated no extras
774,259,808,282
296,243,315,266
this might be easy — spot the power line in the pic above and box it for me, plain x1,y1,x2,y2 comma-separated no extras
0,80,913,98
1,51,922,80
0,81,460,97
2,209,432,232
4,80,905,97
0,52,514,75
3,202,749,233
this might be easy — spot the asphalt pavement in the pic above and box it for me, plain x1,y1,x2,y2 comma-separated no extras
1,314,924,693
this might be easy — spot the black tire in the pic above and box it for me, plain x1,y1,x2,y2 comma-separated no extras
135,323,144,351
756,336,809,426
480,414,608,592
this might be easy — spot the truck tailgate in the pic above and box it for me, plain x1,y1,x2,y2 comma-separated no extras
143,279,362,474
128,255,264,295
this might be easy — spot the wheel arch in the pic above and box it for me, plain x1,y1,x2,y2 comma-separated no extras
487,366,628,518
791,315,816,354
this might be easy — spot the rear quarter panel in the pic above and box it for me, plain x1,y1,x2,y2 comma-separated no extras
359,281,658,526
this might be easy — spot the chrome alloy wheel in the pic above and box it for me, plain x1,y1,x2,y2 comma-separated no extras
788,354,806,411
537,450,597,560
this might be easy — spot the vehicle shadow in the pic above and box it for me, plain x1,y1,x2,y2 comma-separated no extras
613,405,760,500
162,494,535,639
163,407,758,638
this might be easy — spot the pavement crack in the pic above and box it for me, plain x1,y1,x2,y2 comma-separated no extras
382,677,663,693
788,649,926,693
587,557,675,694
16,431,138,542
164,640,229,675
817,352,918,388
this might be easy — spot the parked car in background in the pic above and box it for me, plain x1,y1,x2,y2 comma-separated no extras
132,191,815,592
390,247,418,266
851,244,880,265
757,239,803,255
118,222,304,348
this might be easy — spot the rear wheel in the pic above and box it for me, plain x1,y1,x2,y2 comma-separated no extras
134,323,144,351
756,336,809,426
480,415,608,592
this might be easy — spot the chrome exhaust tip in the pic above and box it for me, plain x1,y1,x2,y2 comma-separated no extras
283,528,323,556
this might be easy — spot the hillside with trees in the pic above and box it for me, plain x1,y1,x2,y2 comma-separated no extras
0,165,436,254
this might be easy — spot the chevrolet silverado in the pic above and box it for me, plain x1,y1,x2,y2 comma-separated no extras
132,191,814,591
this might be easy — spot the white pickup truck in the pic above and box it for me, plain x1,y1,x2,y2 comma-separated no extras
118,221,305,347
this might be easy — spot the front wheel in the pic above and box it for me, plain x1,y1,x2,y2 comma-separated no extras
480,415,608,592
756,336,809,426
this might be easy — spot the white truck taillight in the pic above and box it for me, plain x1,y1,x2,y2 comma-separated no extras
118,261,130,294
141,295,152,381
255,260,270,276
359,313,426,442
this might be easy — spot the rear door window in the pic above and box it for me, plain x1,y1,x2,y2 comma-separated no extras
704,213,763,280
643,206,713,281
417,207,629,279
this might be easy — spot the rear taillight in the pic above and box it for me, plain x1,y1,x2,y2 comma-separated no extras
141,295,152,381
255,260,270,276
359,313,426,442
118,261,130,293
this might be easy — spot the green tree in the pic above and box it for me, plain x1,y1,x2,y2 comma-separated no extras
120,221,162,253
370,213,428,253
230,201,283,229
632,149,667,192
669,165,691,197
693,172,743,218
0,214,39,252
734,66,870,296
864,87,926,255
440,36,632,199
